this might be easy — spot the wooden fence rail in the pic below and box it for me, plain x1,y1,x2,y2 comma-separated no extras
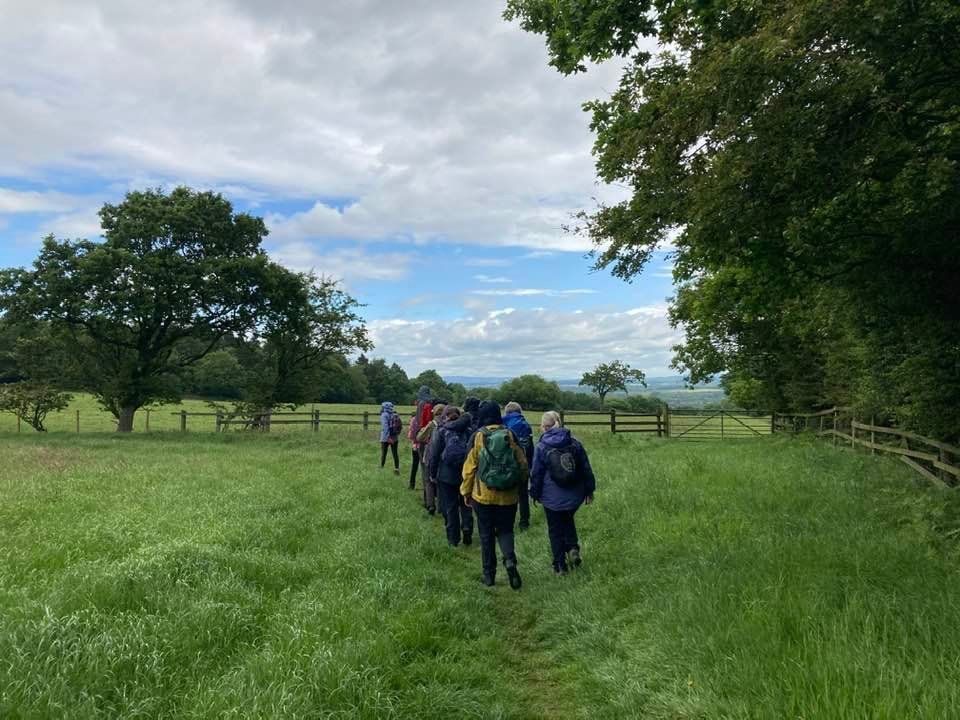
6,405,778,444
777,407,959,487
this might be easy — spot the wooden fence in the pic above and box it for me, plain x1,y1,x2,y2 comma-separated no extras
173,410,376,433
4,405,781,440
558,408,666,436
777,407,960,487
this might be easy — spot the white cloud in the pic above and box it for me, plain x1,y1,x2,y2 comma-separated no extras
464,258,513,268
368,305,680,377
0,0,645,252
37,205,104,240
471,288,598,297
269,241,413,283
0,188,81,214
473,274,511,284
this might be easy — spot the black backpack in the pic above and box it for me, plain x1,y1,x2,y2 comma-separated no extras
546,445,579,488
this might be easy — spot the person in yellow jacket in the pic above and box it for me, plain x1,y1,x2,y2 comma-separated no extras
461,401,529,589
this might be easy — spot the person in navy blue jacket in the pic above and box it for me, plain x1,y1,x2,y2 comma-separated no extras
503,401,534,530
530,410,596,575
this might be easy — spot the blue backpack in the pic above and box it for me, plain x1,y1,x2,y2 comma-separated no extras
388,412,402,436
441,426,469,466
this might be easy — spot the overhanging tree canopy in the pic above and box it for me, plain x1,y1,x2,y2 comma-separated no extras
507,0,960,438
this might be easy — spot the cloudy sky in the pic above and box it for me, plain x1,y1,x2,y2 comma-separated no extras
0,0,679,378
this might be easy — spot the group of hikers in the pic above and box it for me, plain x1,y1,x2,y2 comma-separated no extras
378,387,596,589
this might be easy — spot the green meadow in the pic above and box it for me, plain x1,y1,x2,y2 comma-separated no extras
2,429,959,719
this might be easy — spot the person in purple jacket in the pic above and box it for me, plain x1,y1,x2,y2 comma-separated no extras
530,410,596,575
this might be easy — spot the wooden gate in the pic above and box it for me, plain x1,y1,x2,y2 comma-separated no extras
669,411,773,440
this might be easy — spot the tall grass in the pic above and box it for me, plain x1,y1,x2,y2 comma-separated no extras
1,431,958,718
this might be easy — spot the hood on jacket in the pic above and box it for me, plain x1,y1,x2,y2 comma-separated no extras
463,396,481,414
477,401,503,427
541,426,572,447
416,385,432,402
381,401,395,413
442,405,461,421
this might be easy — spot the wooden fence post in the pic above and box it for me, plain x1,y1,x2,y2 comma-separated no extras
832,408,838,446
313,410,320,432
871,415,876,456
559,410,565,427
215,412,222,433
145,409,151,433
720,411,725,440
363,411,369,431
17,415,21,433
76,409,80,433
770,412,776,434
657,405,663,438
265,411,272,433
180,410,187,433
610,408,617,434
851,416,856,450
665,404,671,438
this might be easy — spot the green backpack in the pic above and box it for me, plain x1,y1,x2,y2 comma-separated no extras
478,428,521,490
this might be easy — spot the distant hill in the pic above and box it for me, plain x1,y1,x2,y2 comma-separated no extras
444,375,722,390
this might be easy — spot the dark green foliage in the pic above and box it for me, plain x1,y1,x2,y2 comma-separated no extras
508,0,960,439
495,374,562,410
605,394,661,414
0,320,22,383
557,390,602,411
232,270,371,415
579,361,646,406
410,369,452,403
188,350,246,400
357,356,413,404
0,382,72,431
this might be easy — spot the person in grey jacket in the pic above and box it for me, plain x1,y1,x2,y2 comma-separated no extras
530,410,596,575
379,401,401,474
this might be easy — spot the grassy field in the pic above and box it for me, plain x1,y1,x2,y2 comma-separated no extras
2,430,960,718
0,395,420,435
0,394,768,440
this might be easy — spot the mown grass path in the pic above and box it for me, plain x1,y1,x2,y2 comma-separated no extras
2,431,960,718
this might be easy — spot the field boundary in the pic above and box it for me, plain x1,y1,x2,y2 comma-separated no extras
776,407,960,487
3,404,780,443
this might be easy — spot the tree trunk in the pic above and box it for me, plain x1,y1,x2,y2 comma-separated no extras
116,405,137,432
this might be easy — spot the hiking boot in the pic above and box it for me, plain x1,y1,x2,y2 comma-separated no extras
393,468,399,476
481,572,495,587
568,548,582,568
462,531,472,546
505,560,522,591
553,563,569,576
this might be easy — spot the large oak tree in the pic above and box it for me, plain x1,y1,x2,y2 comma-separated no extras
1,187,369,431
